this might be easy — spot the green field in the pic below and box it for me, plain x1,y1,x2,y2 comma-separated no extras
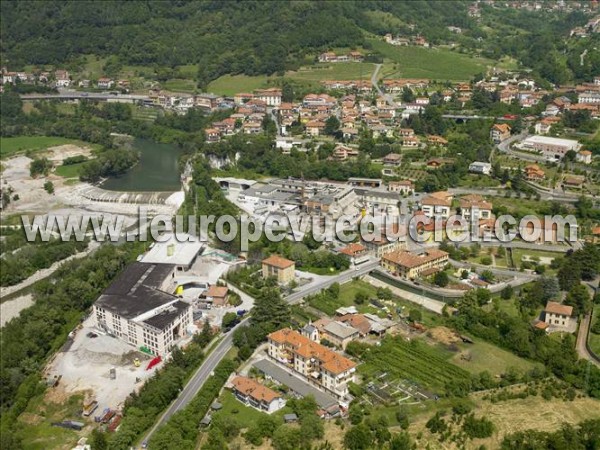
286,62,375,84
0,136,83,159
55,162,85,178
451,339,543,376
163,78,197,93
16,393,84,450
368,38,489,81
207,74,271,95
360,336,471,390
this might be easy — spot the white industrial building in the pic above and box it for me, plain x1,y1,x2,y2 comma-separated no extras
93,263,193,356
520,135,582,161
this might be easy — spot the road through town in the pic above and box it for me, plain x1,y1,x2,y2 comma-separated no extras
141,259,379,446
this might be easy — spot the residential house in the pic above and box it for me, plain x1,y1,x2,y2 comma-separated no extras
322,321,359,349
55,70,71,87
97,78,114,89
524,164,545,181
459,194,493,220
534,117,561,135
399,128,415,137
267,328,357,399
381,249,449,280
338,314,372,336
339,243,370,266
203,285,229,307
205,128,220,143
468,161,492,175
383,153,402,166
543,302,574,331
388,180,414,195
231,376,286,413
362,235,404,258
306,120,326,136
402,136,420,148
234,93,254,105
576,150,592,164
421,191,453,219
254,88,282,106
490,123,511,143
262,255,295,284
427,135,448,147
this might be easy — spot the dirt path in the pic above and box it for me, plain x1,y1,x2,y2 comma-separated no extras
0,294,33,327
0,241,100,299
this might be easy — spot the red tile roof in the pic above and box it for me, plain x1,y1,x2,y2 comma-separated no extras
262,255,295,269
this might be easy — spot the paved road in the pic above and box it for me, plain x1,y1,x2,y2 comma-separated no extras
141,259,379,446
141,317,248,445
371,64,398,107
21,90,149,102
575,281,600,368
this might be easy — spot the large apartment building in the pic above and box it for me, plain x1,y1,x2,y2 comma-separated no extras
93,262,193,356
381,249,449,280
267,328,356,399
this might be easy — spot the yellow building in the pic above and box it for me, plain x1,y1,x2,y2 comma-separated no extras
262,255,296,284
381,249,449,280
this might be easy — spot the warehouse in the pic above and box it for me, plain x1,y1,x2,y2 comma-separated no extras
93,262,192,356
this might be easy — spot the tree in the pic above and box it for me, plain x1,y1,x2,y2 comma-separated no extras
221,312,239,330
324,116,340,135
30,157,52,177
408,309,422,323
90,429,108,450
434,271,449,287
480,270,495,283
355,291,368,304
564,284,592,316
44,180,55,194
501,285,514,300
272,426,303,450
389,432,412,450
343,424,372,450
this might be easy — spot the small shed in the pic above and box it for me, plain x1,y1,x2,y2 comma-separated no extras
283,413,298,423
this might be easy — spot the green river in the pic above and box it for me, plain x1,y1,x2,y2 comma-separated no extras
101,138,184,192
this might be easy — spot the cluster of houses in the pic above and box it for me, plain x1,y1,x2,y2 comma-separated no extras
0,68,132,91
318,51,364,63
384,34,429,48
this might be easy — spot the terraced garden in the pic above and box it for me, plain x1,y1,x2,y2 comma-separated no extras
360,336,471,391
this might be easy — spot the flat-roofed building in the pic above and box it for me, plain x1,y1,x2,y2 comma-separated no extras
262,255,295,284
381,249,449,280
521,135,582,161
139,233,204,272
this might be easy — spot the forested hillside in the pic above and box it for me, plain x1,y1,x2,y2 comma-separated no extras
2,1,597,87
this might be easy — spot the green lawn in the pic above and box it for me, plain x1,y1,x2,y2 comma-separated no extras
207,74,271,95
286,62,375,84
451,339,543,377
368,38,490,81
163,78,197,93
16,393,85,450
55,162,85,178
0,136,84,159
510,248,563,269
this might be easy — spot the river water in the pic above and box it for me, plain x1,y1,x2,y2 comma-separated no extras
101,138,184,192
